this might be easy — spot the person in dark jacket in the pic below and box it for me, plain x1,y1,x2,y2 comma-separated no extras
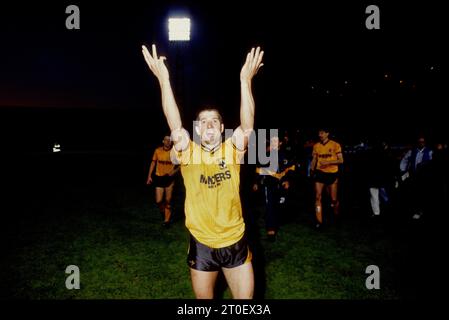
365,140,397,217
399,136,433,219
253,136,295,241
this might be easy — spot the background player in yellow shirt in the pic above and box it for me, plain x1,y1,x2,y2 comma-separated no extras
146,135,179,227
142,44,263,299
310,128,344,228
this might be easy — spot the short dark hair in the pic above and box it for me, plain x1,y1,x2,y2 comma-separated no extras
195,108,223,124
318,127,330,134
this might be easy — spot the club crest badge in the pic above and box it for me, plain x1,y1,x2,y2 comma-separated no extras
218,158,227,170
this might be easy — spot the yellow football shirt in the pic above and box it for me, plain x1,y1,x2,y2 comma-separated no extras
313,140,342,173
152,147,175,176
172,138,246,248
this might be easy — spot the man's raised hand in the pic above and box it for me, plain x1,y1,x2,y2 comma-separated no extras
240,46,264,82
142,44,170,83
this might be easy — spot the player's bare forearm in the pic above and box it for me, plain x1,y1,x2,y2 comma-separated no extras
142,44,189,150
311,156,317,172
239,47,263,130
159,80,183,131
325,160,343,166
232,81,255,150
148,161,156,179
321,155,344,166
233,47,264,149
160,84,189,151
333,159,344,165
331,154,344,165
240,80,255,131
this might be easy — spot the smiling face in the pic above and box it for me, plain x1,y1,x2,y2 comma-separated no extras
195,109,224,146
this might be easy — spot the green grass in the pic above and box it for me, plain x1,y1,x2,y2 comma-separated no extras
261,221,398,299
2,184,402,299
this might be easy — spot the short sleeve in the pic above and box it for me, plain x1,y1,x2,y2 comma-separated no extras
335,143,342,154
312,144,318,156
226,138,246,164
152,149,158,161
170,140,193,165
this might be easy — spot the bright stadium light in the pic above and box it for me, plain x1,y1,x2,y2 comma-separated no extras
53,142,61,153
168,17,191,41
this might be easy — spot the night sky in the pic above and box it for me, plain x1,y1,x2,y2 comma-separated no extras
0,1,446,150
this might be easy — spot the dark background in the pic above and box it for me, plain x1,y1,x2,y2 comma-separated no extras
0,0,446,217
0,0,446,153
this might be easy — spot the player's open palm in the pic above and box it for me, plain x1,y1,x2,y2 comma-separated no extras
142,44,170,83
240,46,264,82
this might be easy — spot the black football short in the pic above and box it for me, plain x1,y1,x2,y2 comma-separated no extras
153,174,175,188
187,234,252,271
313,170,338,185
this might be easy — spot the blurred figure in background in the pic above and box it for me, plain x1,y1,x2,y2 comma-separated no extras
365,140,397,218
147,135,179,227
399,135,433,220
253,136,295,241
310,128,344,229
